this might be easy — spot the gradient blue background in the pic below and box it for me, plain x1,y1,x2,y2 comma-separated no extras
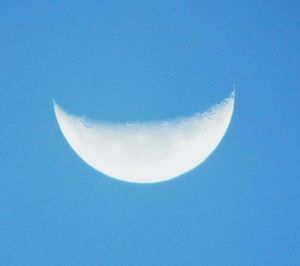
1,1,299,265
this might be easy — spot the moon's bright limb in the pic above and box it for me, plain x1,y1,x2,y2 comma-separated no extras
54,92,235,183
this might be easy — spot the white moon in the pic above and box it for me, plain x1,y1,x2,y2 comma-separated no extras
54,92,235,183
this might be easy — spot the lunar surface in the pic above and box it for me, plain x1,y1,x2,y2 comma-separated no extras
54,92,235,183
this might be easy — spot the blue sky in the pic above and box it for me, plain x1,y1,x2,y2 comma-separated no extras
1,1,300,265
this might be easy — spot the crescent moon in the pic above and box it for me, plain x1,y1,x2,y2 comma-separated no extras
54,92,235,183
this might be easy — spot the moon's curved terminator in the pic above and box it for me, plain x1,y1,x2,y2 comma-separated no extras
54,91,235,183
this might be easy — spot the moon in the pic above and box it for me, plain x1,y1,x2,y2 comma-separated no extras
54,92,235,183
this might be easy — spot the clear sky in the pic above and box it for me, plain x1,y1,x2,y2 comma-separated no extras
1,1,299,265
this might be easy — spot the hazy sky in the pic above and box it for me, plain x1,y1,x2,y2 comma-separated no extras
1,1,300,265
